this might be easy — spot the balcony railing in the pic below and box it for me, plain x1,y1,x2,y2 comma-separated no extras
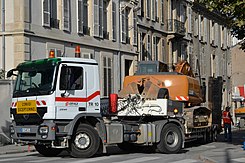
167,19,186,36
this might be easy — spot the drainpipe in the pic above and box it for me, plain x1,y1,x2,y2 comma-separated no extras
118,0,121,91
1,0,5,79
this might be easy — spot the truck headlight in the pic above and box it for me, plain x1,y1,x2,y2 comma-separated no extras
39,126,49,135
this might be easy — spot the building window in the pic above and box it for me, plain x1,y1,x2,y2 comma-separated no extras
112,2,116,41
161,0,164,24
78,0,89,35
94,0,103,37
147,34,151,60
63,0,70,31
43,0,51,27
161,38,165,62
133,12,137,45
187,7,192,33
103,0,109,39
121,8,129,43
102,56,113,97
146,0,151,19
152,36,160,61
151,0,155,21
210,20,215,45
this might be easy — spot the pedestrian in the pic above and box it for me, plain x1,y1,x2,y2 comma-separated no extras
222,106,234,142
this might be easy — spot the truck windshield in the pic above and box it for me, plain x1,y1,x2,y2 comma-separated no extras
13,66,56,97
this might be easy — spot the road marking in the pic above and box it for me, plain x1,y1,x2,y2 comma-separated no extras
112,157,161,163
202,145,216,148
28,157,62,162
70,155,121,163
232,157,245,162
169,159,199,163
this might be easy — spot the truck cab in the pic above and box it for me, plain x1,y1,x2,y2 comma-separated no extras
9,57,101,143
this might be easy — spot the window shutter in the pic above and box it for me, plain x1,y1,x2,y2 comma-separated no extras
224,27,227,48
198,15,201,40
147,34,151,60
99,0,103,38
78,0,83,33
63,0,70,31
161,0,164,24
209,20,213,43
121,10,126,43
151,0,155,21
188,7,192,33
94,0,99,37
204,18,207,43
214,23,218,46
43,0,50,27
146,0,150,19
112,2,116,41
152,36,156,60
194,17,198,37
133,12,137,45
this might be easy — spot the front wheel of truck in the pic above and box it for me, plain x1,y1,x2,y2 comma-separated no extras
157,123,182,154
70,124,100,158
35,145,63,157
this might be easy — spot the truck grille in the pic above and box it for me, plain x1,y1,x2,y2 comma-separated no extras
11,107,47,125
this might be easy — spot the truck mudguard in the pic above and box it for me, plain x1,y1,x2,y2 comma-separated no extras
64,113,104,137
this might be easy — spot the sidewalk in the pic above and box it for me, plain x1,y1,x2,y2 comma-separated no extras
200,129,245,163
0,144,35,155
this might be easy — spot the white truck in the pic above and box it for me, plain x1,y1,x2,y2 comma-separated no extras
8,50,218,158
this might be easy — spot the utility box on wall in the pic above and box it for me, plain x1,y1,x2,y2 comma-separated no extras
0,80,14,145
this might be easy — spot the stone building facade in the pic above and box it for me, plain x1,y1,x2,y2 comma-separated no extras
0,0,232,103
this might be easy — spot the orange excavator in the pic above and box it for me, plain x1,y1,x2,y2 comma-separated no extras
118,60,216,141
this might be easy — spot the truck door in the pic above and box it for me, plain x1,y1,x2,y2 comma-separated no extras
55,63,87,119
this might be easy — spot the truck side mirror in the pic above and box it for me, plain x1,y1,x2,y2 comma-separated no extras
7,69,17,78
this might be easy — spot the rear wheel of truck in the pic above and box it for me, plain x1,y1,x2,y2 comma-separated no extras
35,145,63,157
157,123,182,154
70,124,100,158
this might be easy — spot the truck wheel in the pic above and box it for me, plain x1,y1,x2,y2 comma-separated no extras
157,123,182,154
70,124,100,158
35,145,62,157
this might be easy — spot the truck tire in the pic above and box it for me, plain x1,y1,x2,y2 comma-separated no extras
157,123,182,154
35,145,62,157
70,124,100,158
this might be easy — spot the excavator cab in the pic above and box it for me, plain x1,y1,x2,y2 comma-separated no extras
136,61,169,74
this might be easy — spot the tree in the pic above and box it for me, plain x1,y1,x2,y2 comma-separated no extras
199,0,245,50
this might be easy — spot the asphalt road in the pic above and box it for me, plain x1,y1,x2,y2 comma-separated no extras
1,130,245,163
0,142,239,163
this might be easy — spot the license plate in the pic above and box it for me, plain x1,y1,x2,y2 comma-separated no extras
16,100,37,114
21,128,31,133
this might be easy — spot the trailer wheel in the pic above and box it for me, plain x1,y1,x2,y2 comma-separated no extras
157,123,182,154
35,145,62,157
70,124,100,158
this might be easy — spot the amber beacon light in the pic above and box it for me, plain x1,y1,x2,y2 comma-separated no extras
75,46,81,58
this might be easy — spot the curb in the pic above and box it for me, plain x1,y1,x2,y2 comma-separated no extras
0,145,36,155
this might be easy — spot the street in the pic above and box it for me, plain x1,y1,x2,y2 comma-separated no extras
1,136,245,163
